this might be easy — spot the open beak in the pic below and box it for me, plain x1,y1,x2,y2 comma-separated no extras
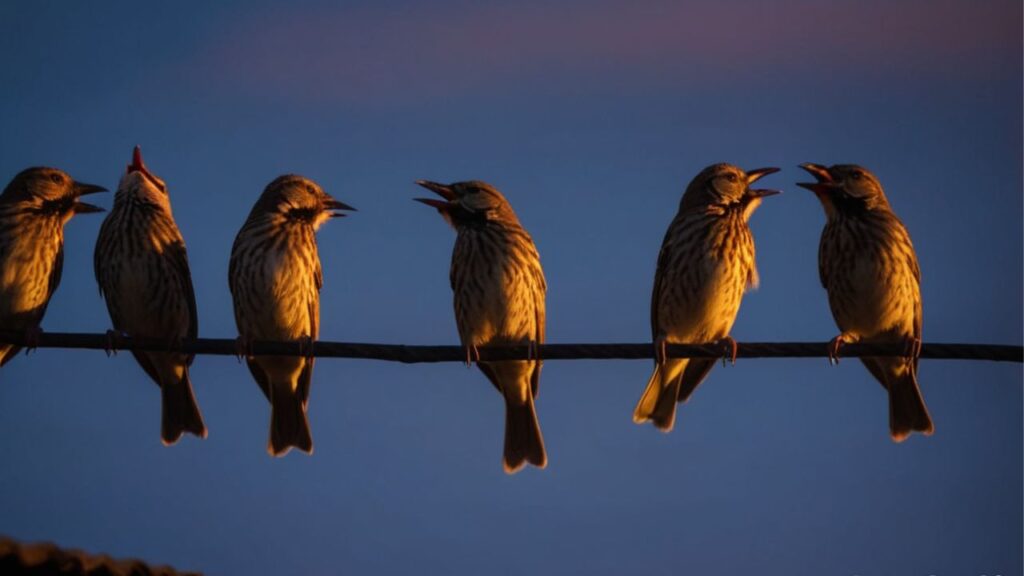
126,145,160,184
324,196,356,218
414,179,456,210
71,179,107,214
747,188,781,199
745,167,780,184
796,163,836,195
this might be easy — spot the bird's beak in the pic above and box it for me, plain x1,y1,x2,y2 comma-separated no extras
324,196,356,218
71,179,107,214
796,163,837,195
414,180,456,211
747,188,781,199
746,167,780,184
126,145,161,186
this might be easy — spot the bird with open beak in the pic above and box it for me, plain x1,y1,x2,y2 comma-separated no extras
415,179,548,474
0,167,105,372
798,163,933,441
95,146,207,444
634,163,779,432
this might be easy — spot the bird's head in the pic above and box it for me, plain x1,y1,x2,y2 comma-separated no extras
414,179,519,228
0,166,106,222
798,163,890,217
117,146,171,209
679,163,780,219
252,174,355,230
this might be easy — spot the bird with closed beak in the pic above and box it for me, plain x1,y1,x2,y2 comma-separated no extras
634,163,779,432
94,146,207,444
416,179,547,474
0,167,105,372
229,174,353,456
798,163,933,441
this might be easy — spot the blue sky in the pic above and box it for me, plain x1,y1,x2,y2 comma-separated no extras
0,1,1020,574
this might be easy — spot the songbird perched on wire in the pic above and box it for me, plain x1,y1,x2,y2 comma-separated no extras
229,174,353,456
0,166,105,371
416,179,547,474
94,146,206,444
799,163,933,441
634,163,779,432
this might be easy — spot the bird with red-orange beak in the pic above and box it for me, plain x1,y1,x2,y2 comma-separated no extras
415,179,547,473
95,146,207,444
798,163,933,442
634,163,779,432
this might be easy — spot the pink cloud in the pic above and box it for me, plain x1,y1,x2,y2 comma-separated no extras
172,0,1019,104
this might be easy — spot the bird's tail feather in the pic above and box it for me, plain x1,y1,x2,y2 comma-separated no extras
269,384,313,456
503,394,546,474
888,364,934,442
160,369,208,445
633,360,686,432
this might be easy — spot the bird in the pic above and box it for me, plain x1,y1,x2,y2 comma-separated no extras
229,174,353,456
0,166,105,372
634,163,779,432
798,163,933,441
415,179,547,474
94,146,207,444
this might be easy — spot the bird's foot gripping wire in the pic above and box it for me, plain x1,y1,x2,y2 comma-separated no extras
526,339,541,362
298,335,315,361
718,336,738,367
23,326,43,355
103,329,125,357
464,344,480,368
827,333,856,366
903,336,922,361
653,335,668,366
234,337,253,363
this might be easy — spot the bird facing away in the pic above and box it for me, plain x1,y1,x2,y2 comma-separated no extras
634,163,779,432
798,163,933,441
94,146,206,445
416,179,547,474
0,167,105,370
229,174,353,456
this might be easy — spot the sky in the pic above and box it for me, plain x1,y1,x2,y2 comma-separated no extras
0,0,1021,574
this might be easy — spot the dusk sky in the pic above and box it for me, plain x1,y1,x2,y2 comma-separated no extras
0,1,1021,574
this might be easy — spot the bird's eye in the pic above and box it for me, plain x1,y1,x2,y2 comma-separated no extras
850,171,862,180
306,185,316,195
725,173,738,183
49,174,63,184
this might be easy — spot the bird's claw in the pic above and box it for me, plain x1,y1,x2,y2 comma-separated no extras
526,339,541,362
827,333,852,366
298,335,315,361
653,336,668,366
903,337,922,360
234,337,252,363
718,336,738,367
465,344,480,368
23,326,43,355
104,329,125,357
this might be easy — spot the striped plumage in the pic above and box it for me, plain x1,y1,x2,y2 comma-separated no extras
229,174,353,456
634,163,779,431
94,147,206,444
799,163,933,441
416,179,547,473
0,167,105,370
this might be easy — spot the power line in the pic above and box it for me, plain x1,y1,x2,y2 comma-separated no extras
1,331,1020,363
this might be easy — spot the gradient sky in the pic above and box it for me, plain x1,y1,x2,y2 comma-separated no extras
0,1,1021,574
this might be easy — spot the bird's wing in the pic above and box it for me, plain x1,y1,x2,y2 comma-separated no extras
530,260,546,398
298,274,320,407
168,239,199,363
650,224,675,341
